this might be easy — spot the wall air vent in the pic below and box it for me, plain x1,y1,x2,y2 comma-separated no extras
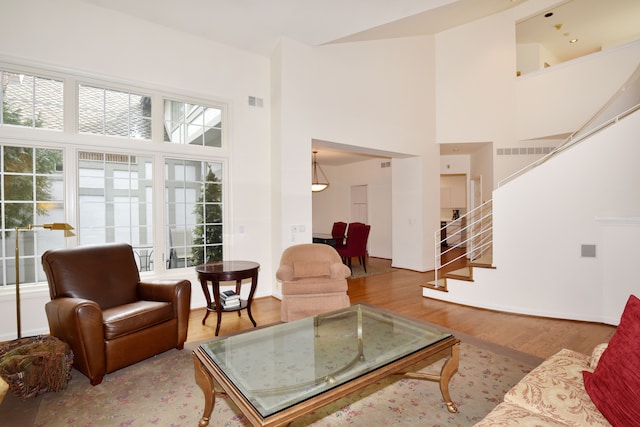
497,146,555,155
248,96,264,108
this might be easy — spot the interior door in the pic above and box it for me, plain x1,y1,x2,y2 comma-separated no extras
350,185,368,223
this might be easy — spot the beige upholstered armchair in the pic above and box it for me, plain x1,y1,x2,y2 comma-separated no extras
277,243,351,322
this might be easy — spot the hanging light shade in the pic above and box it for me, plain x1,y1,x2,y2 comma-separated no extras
311,150,329,192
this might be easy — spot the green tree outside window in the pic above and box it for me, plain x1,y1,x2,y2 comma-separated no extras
191,167,223,265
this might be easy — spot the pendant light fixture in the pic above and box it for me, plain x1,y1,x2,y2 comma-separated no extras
311,150,329,192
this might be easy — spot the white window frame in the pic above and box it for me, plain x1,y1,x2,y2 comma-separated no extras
0,60,231,290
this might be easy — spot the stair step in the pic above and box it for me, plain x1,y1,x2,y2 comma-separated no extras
469,253,493,268
445,267,473,281
469,262,495,269
422,278,448,291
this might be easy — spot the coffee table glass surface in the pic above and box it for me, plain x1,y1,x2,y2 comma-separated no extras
199,303,452,418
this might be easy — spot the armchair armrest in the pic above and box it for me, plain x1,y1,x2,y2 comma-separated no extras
138,279,192,347
44,297,106,385
138,279,190,302
276,265,294,282
330,262,351,279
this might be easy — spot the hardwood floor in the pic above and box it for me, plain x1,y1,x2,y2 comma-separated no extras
189,257,616,360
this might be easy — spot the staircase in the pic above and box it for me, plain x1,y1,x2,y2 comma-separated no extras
424,199,494,291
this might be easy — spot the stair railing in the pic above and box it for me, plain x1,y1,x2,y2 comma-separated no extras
433,199,493,289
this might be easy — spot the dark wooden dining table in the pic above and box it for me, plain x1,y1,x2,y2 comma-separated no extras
312,233,337,246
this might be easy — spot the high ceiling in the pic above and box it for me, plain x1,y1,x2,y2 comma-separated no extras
81,0,523,57
80,0,640,65
80,0,640,165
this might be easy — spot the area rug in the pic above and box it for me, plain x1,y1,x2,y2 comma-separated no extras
349,259,396,279
0,338,537,427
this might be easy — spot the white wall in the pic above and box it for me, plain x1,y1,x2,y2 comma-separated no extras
470,144,494,204
435,11,516,146
270,38,315,262
424,110,640,325
515,41,640,141
597,217,640,324
516,42,560,75
312,158,392,259
288,35,440,271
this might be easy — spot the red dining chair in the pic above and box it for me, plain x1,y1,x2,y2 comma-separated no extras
331,221,347,248
337,223,371,272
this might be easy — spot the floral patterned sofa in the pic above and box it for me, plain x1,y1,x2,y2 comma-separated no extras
474,345,610,426
475,294,640,427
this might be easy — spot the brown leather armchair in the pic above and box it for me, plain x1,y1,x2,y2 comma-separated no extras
277,243,351,322
42,243,191,385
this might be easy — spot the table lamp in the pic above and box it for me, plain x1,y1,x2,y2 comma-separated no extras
14,223,75,339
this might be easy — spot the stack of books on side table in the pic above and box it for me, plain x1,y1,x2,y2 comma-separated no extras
220,290,241,309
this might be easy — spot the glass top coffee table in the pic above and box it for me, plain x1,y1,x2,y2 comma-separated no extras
193,303,460,427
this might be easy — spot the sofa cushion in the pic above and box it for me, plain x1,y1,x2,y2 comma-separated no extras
102,300,174,340
583,294,640,427
504,348,611,426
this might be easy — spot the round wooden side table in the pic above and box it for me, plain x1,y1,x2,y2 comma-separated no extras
196,260,259,336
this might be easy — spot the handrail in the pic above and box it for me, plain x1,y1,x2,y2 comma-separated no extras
499,103,640,187
433,200,493,289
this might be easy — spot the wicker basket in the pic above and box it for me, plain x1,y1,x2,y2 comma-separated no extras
0,335,73,400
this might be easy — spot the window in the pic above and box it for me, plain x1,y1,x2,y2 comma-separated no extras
0,144,65,286
78,151,154,271
164,100,222,147
166,159,223,269
1,70,63,130
0,62,229,285
78,84,151,139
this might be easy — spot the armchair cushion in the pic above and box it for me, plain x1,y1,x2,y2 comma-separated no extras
102,301,173,340
282,277,348,295
293,260,330,278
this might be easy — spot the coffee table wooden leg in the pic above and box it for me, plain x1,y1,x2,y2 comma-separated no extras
401,342,460,413
194,354,216,427
439,342,460,413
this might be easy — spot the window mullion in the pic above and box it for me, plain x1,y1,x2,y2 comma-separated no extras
64,77,76,134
